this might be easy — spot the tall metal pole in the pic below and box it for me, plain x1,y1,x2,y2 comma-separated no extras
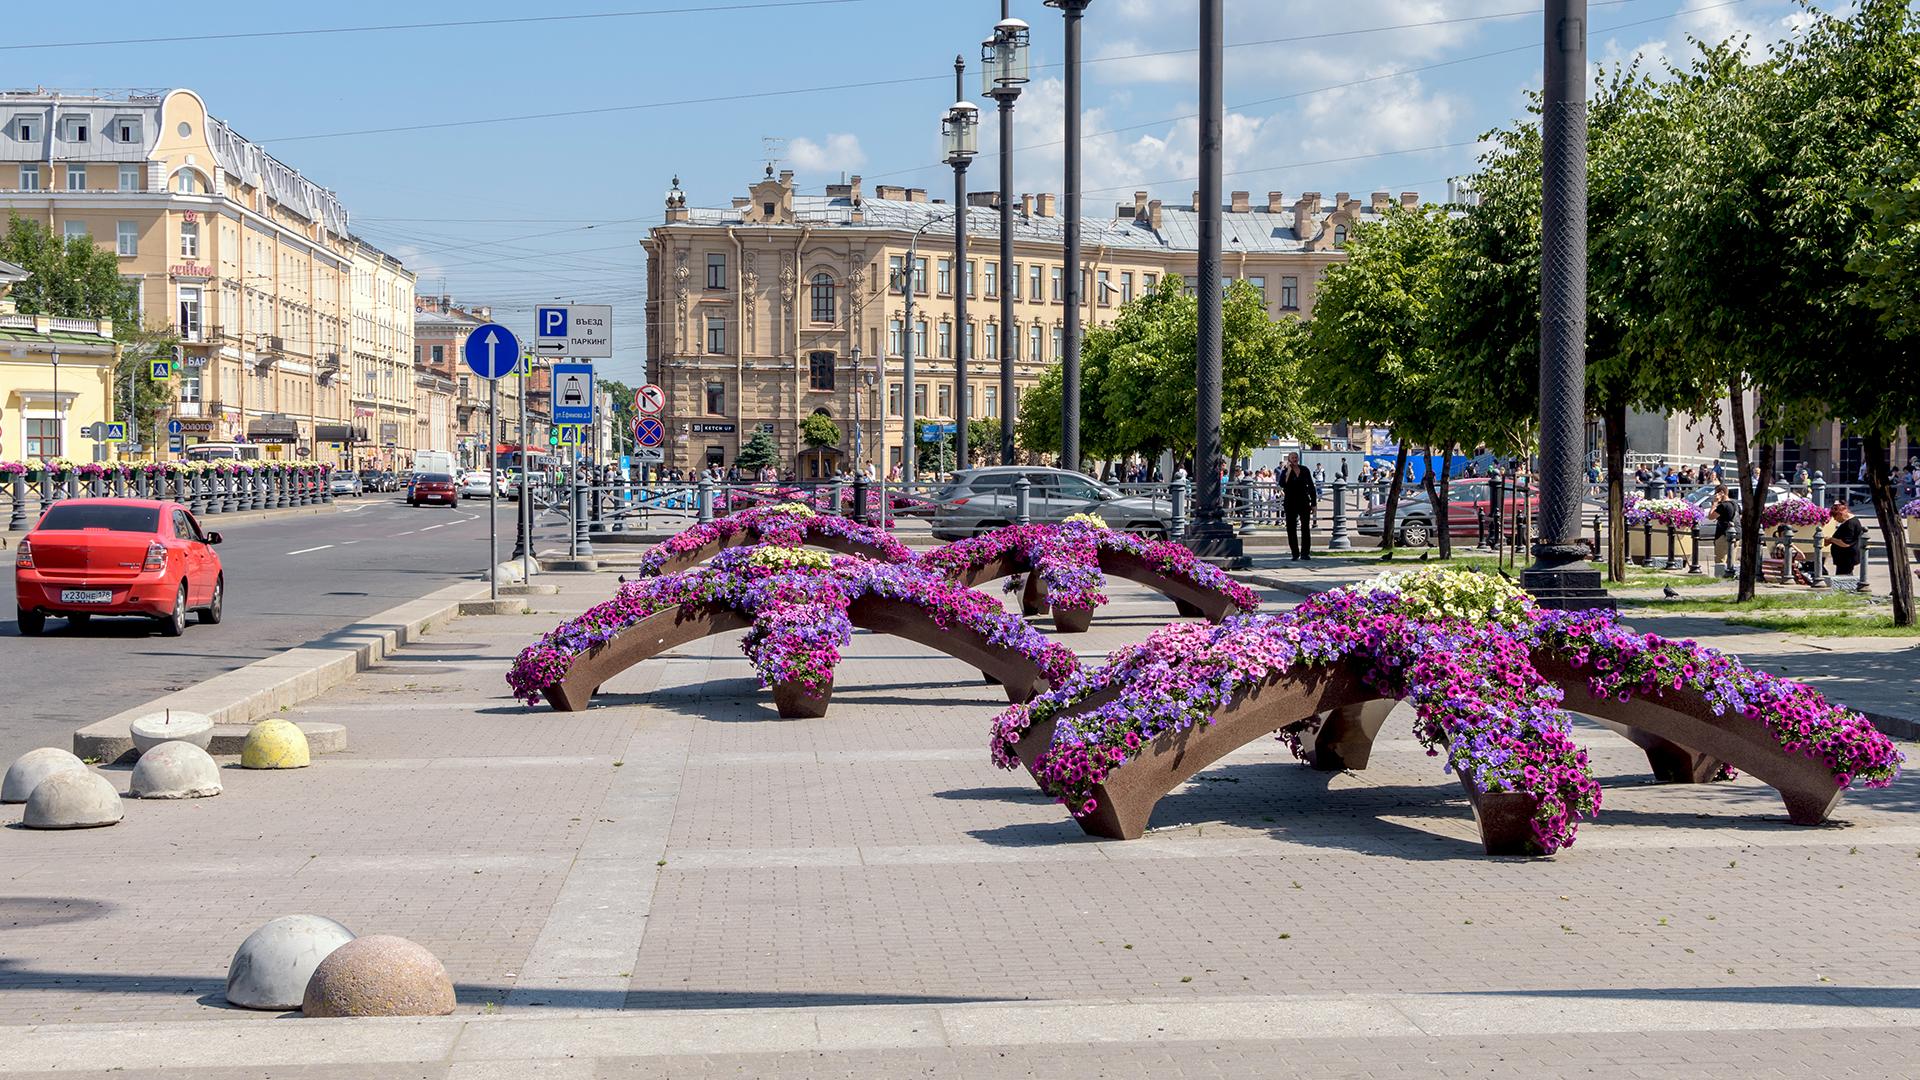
487,377,499,600
1051,0,1091,475
951,57,973,472
1187,0,1241,562
996,95,1017,464
900,244,917,482
1524,0,1608,609
520,350,531,584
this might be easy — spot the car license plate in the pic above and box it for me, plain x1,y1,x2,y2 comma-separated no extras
61,589,112,604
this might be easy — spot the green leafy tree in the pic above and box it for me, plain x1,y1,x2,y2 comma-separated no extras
913,418,956,476
801,411,841,450
1,211,178,442
965,418,998,468
735,430,778,470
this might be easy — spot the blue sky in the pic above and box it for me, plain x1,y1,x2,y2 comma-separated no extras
8,0,1813,382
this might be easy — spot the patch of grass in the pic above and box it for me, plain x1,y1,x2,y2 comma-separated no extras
1624,592,1872,615
1726,612,1920,637
1607,572,1722,591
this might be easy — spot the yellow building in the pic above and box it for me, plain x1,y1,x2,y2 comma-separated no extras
0,88,403,465
349,238,418,470
0,258,119,462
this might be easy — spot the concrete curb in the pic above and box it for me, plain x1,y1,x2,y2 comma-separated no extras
73,579,490,764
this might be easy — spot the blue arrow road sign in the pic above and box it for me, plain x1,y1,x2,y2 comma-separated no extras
167,419,183,435
635,416,665,447
551,362,594,425
462,323,520,380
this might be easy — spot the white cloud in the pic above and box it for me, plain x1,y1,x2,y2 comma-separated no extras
788,133,866,172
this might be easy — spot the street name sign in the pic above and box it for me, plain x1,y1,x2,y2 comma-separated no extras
534,305,613,358
551,363,595,425
463,323,521,380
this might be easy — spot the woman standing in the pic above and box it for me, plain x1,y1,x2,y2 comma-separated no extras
1711,485,1736,576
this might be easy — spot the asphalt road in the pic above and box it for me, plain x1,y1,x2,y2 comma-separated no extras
0,493,568,764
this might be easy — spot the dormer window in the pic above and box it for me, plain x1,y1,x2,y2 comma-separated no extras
1333,224,1348,249
115,118,141,143
63,116,89,142
763,202,775,217
15,118,35,142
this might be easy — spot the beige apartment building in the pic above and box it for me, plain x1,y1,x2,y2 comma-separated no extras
414,297,525,469
349,237,418,470
0,87,404,465
642,169,1409,477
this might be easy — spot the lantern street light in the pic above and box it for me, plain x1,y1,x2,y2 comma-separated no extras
943,60,980,471
982,8,1029,465
1046,0,1092,476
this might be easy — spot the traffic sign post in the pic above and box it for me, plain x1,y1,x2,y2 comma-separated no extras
551,363,595,426
635,383,664,415
534,304,613,358
462,323,520,601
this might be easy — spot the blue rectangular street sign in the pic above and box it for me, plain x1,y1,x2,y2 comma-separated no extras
102,422,127,442
551,362,594,426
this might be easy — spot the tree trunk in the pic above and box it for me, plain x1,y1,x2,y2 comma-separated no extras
1604,399,1627,583
1421,443,1457,560
1380,442,1411,553
1728,377,1765,603
1861,433,1913,626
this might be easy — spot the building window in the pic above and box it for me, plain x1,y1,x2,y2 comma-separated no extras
1182,275,1199,297
19,164,40,191
63,220,88,241
1028,325,1043,363
180,368,203,404
706,317,726,354
1011,263,1022,300
937,384,951,417
888,318,904,357
1333,224,1348,248
887,254,904,291
116,119,140,143
983,386,998,419
431,345,445,365
180,220,199,258
967,322,977,359
1051,326,1063,362
936,258,952,295
118,163,141,191
1248,275,1266,303
984,261,998,298
913,257,928,294
177,286,203,341
887,382,902,417
705,445,726,468
705,381,726,415
63,116,89,142
1144,273,1158,292
914,319,928,358
937,322,952,359
1121,272,1135,303
1096,270,1111,306
810,273,836,323
914,383,927,418
808,350,835,391
1280,276,1299,309
25,418,61,460
1050,266,1064,302
965,260,977,297
15,119,34,142
705,253,726,289
66,164,87,191
983,322,997,360
174,170,202,194
1022,265,1037,302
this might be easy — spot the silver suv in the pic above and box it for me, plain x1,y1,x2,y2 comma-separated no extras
930,467,1173,540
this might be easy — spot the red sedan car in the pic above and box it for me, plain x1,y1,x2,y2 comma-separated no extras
409,473,459,507
15,499,224,637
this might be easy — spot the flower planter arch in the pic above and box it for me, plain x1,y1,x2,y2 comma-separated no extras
926,523,1259,632
637,505,915,577
512,548,1079,720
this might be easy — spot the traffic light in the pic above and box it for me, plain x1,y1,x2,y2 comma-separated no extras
171,344,184,374
548,430,560,448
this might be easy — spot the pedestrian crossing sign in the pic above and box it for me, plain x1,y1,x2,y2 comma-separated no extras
149,360,171,380
557,425,582,447
103,422,127,442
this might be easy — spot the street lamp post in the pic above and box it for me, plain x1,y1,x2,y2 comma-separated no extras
983,8,1029,465
892,251,918,482
944,58,980,472
1524,0,1610,609
1047,0,1092,476
849,346,864,472
1186,0,1243,564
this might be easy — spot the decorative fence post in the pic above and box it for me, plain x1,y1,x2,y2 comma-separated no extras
1776,525,1792,586
1328,480,1351,551
40,470,55,510
1170,477,1189,541
1014,475,1031,526
1688,524,1702,574
8,472,26,531
87,473,104,498
696,476,713,524
111,468,126,499
851,475,869,523
573,481,594,556
1810,472,1827,514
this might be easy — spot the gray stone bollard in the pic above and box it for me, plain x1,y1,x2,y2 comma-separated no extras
226,915,356,1011
3,747,86,803
302,935,455,1017
111,470,126,498
38,470,53,510
1171,478,1189,540
1329,480,1351,550
130,741,222,799
22,770,122,829
696,476,713,524
1014,475,1031,526
8,472,25,531
574,482,594,556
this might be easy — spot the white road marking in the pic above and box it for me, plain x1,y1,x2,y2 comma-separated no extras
421,522,451,532
342,540,361,546
395,530,418,536
285,545,334,555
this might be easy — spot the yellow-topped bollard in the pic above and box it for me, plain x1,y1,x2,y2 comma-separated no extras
241,719,311,770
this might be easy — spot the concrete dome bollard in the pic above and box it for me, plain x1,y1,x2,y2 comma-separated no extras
129,710,215,755
302,935,456,1017
3,747,86,804
129,742,223,799
226,915,356,1010
21,770,123,829
241,719,310,769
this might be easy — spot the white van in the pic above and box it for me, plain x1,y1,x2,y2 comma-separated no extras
413,450,457,478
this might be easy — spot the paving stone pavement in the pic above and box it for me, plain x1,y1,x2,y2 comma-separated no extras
1,568,1915,1077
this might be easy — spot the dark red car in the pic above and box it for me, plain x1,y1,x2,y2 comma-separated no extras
409,473,459,507
15,499,224,636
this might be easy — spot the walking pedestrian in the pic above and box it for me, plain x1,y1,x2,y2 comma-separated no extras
1827,500,1866,585
1710,485,1736,576
1280,452,1317,561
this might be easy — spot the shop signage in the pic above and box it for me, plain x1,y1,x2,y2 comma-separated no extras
689,422,735,434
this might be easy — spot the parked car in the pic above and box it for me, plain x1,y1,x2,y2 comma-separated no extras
1355,478,1549,548
367,470,398,493
15,499,224,637
409,473,460,507
329,471,364,497
930,467,1173,540
459,469,497,499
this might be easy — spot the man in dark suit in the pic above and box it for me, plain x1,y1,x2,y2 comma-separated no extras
1280,452,1318,560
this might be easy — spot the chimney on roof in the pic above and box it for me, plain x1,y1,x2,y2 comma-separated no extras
1148,199,1163,232
1133,191,1149,219
1400,191,1420,210
779,169,794,185
732,197,750,209
1230,191,1250,213
1022,193,1034,218
849,175,863,204
1334,192,1350,209
1036,193,1056,217
1370,191,1391,212
1268,192,1286,213
875,184,906,200
1293,193,1319,239
968,191,1000,209
1191,190,1202,212
907,188,928,204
